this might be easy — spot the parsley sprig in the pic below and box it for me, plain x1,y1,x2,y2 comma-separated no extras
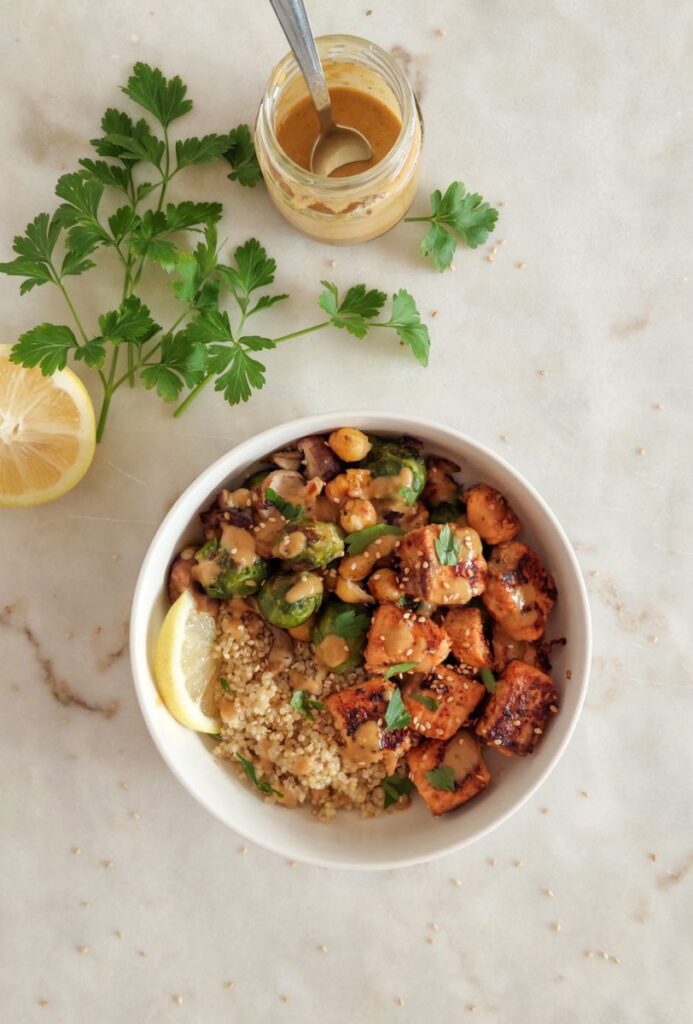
405,182,499,271
345,523,405,555
382,774,415,808
0,64,431,442
290,690,325,721
265,487,304,522
435,523,461,566
236,754,283,799
425,765,457,792
384,687,411,732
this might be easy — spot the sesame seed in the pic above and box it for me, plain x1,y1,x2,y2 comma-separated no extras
540,807,549,814
552,923,561,932
131,811,140,820
114,930,123,939
77,944,89,954
499,433,510,443
37,999,49,1007
81,900,92,907
494,738,503,746
654,403,664,411
240,846,248,855
137,950,147,958
488,858,496,867
534,728,543,735
396,996,406,1006
173,995,183,1006
72,846,81,855
601,951,609,960
586,950,595,958
514,859,524,867
318,944,328,953
224,980,235,989
468,1006,477,1014
435,27,447,36
516,262,527,269
426,937,437,945
499,239,507,246
546,888,555,897
486,254,495,263
280,995,290,1003
649,852,657,862
102,860,114,869
649,635,659,644
431,922,440,931
288,860,297,867
119,781,129,790
537,369,549,377
636,447,645,456
451,878,462,886
580,790,590,797
431,309,439,317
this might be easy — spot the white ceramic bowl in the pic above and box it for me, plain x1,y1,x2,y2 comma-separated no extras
131,413,590,870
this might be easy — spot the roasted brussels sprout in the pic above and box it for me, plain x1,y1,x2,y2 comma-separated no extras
244,468,271,489
257,572,324,628
362,437,426,506
193,538,269,599
272,521,344,570
312,600,371,673
429,500,466,524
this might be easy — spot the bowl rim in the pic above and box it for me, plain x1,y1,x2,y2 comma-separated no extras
130,411,591,870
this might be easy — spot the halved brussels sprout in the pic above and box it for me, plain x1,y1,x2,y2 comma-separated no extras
194,538,269,599
272,521,344,570
257,572,324,629
312,599,371,673
362,437,426,506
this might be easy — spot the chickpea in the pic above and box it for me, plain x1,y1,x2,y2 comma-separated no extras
328,427,372,462
345,468,372,498
367,568,401,603
335,576,374,604
340,498,378,534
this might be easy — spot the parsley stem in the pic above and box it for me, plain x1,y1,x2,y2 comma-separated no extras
403,216,431,223
173,372,214,417
272,321,330,344
95,386,113,443
55,278,90,347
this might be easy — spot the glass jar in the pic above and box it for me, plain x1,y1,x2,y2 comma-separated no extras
255,34,423,245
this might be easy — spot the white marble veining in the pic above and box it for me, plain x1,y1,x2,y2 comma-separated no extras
1,1,691,1021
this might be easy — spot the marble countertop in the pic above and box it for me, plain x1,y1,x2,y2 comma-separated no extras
1,1,691,1020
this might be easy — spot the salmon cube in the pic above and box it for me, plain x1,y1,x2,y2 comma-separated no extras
463,483,521,545
475,660,559,756
364,603,450,675
402,664,486,740
444,607,494,668
406,731,490,815
325,677,410,773
397,524,487,606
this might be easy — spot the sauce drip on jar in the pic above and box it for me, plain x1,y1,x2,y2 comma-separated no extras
276,86,401,177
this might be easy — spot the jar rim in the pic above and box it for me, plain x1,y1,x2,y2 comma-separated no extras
258,33,418,193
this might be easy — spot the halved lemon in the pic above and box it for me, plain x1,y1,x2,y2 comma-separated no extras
154,590,221,733
0,345,96,507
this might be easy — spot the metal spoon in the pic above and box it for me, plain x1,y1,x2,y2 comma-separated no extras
269,0,373,176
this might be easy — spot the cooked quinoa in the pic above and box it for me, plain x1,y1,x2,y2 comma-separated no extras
212,604,399,819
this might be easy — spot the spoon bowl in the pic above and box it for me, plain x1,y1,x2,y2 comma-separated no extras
270,0,373,177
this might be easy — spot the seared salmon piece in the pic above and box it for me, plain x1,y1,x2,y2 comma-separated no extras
444,606,494,669
475,660,559,756
407,731,490,815
463,484,521,545
364,603,450,675
397,524,487,606
492,624,552,674
482,541,557,642
325,677,411,773
402,664,486,740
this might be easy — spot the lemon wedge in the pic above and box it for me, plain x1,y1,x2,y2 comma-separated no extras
154,590,221,733
0,345,96,507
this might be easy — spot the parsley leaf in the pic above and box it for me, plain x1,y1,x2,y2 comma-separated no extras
217,238,277,311
220,677,232,693
0,212,61,293
382,774,415,808
90,108,157,163
214,346,267,405
164,201,223,232
384,662,419,680
265,487,304,522
175,133,231,169
290,690,325,721
410,692,439,711
345,523,404,555
236,754,283,798
406,181,499,271
318,280,387,339
98,296,159,345
122,63,192,127
434,523,461,566
10,324,78,375
330,608,371,638
425,765,457,791
480,668,497,694
224,125,262,187
79,158,131,195
140,330,206,401
384,290,430,367
384,688,411,733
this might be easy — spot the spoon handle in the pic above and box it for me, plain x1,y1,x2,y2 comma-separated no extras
269,0,333,132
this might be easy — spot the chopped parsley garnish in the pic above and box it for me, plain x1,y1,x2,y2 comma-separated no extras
425,765,457,791
345,523,405,555
265,486,303,522
329,607,371,638
236,754,283,798
384,687,411,732
480,668,497,694
290,690,325,721
410,692,439,711
434,523,461,566
384,662,419,680
219,676,232,694
382,774,415,809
